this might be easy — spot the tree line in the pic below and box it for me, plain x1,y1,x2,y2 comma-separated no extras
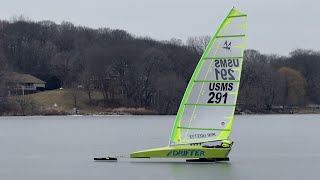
0,17,319,115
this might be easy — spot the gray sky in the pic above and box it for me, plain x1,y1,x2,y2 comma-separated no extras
0,0,318,55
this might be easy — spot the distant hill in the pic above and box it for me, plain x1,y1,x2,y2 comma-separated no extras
0,18,320,115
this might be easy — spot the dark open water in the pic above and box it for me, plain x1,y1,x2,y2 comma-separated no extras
0,114,319,180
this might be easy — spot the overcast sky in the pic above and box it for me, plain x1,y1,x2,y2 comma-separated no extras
0,0,318,55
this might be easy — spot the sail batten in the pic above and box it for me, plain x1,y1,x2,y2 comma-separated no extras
178,127,230,131
216,35,245,38
193,80,240,83
228,14,247,18
185,104,236,107
204,56,243,59
169,8,247,146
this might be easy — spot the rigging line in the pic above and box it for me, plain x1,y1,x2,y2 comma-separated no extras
183,15,233,140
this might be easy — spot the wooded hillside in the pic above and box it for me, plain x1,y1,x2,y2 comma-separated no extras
0,18,319,115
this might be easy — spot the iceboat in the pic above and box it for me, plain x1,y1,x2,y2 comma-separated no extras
95,7,247,162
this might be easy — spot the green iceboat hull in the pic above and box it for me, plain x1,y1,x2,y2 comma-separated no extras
130,146,231,159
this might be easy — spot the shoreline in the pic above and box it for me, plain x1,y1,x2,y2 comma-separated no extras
2,109,320,116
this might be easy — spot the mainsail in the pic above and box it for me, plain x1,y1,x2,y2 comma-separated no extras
169,8,247,145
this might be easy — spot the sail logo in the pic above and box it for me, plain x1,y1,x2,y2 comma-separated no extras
222,40,232,51
166,150,205,157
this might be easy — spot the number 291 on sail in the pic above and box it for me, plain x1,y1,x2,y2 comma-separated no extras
207,92,227,104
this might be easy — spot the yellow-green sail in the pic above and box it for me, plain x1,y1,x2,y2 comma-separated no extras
169,8,247,145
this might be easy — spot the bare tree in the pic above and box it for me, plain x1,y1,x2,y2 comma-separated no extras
79,70,93,105
186,35,211,56
15,96,33,115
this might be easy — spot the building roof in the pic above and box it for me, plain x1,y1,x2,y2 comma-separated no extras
6,72,46,84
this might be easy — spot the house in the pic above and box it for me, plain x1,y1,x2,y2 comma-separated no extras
4,72,46,95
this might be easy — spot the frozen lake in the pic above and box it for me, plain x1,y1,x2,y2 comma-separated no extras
0,114,319,180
